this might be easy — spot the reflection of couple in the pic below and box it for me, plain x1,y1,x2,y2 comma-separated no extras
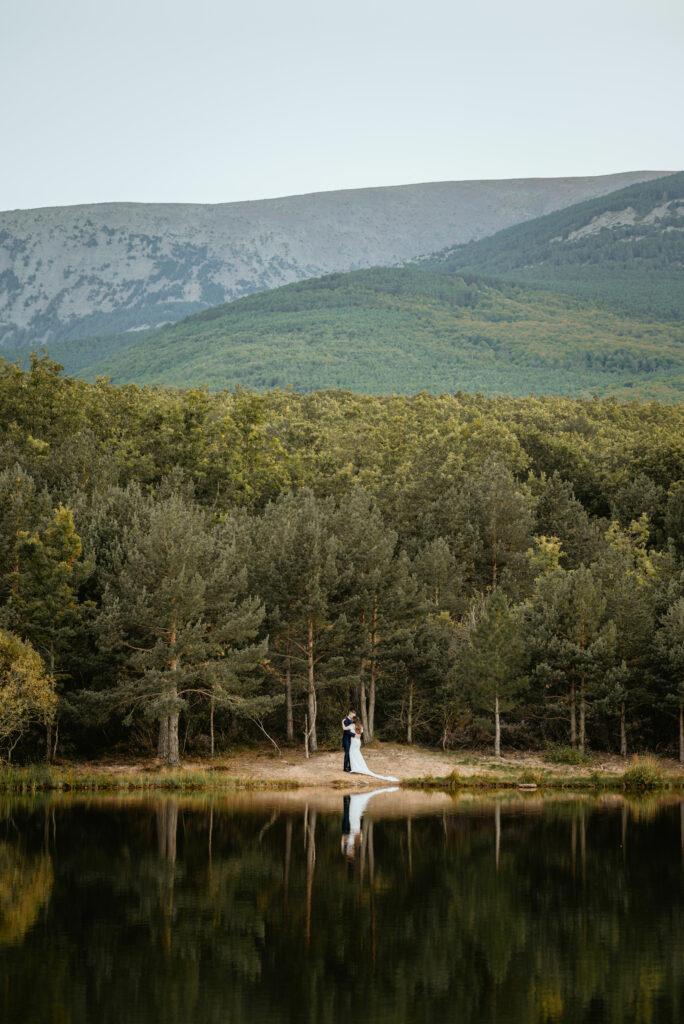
341,788,399,859
341,710,398,782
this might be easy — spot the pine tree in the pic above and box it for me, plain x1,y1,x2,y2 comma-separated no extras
526,566,615,752
655,598,684,763
332,488,399,740
97,490,267,765
596,518,658,756
249,490,340,750
0,465,51,602
412,537,465,616
454,590,526,757
447,458,535,590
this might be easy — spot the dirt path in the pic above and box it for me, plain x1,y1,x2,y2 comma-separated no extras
215,743,461,787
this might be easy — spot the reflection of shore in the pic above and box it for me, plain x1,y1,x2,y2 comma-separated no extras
0,842,53,946
341,788,399,860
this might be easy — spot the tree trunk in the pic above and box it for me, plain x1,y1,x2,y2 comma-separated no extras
359,670,369,736
368,664,376,742
158,713,179,765
156,800,178,953
679,700,684,765
367,605,378,742
284,817,292,897
158,716,169,761
579,682,586,754
570,681,577,748
164,629,180,767
620,701,627,758
46,647,55,764
306,617,317,753
305,809,316,948
406,817,413,876
285,646,293,743
209,696,215,758
167,713,180,766
157,800,178,862
406,681,414,745
494,693,501,758
494,802,501,870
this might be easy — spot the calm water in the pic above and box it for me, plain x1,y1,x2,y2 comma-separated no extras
0,789,683,1024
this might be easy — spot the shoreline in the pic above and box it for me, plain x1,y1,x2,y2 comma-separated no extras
2,744,683,794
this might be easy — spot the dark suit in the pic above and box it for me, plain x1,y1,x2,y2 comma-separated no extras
342,795,351,835
342,717,354,771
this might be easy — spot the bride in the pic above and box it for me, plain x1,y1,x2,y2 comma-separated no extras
349,724,399,782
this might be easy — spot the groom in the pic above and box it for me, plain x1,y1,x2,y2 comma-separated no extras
341,710,357,772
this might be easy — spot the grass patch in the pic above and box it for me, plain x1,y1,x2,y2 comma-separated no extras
403,762,682,793
622,756,666,792
0,765,298,794
545,745,591,766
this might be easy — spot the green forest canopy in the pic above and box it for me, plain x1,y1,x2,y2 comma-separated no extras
1,356,683,764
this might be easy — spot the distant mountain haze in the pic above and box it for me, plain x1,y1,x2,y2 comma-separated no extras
0,170,668,346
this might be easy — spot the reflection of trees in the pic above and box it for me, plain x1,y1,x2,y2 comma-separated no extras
0,841,52,946
0,797,683,1023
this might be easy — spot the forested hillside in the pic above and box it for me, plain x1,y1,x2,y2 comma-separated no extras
3,171,659,347
1,357,684,766
430,171,684,319
61,267,684,400
44,173,684,399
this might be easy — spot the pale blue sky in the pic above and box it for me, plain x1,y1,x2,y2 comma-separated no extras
2,0,682,210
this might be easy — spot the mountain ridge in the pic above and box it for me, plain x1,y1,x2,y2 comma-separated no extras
0,170,668,347
52,173,684,401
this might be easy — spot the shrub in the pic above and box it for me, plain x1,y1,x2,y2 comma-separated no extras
622,756,665,791
545,745,589,766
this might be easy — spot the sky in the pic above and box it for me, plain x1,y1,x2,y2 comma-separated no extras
2,0,682,211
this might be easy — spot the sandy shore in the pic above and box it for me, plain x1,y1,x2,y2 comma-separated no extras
60,742,680,789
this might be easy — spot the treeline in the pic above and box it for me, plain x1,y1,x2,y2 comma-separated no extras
1,355,684,765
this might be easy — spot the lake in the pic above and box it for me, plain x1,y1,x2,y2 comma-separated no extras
0,788,682,1023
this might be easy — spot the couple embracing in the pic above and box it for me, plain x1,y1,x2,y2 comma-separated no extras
341,710,398,782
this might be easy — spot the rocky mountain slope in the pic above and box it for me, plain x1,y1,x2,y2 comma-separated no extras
0,171,666,347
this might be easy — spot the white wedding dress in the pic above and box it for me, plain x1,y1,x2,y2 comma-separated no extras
348,787,400,836
349,735,399,782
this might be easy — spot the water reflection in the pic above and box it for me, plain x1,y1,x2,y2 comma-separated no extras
0,792,683,1024
0,841,52,947
341,788,399,860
